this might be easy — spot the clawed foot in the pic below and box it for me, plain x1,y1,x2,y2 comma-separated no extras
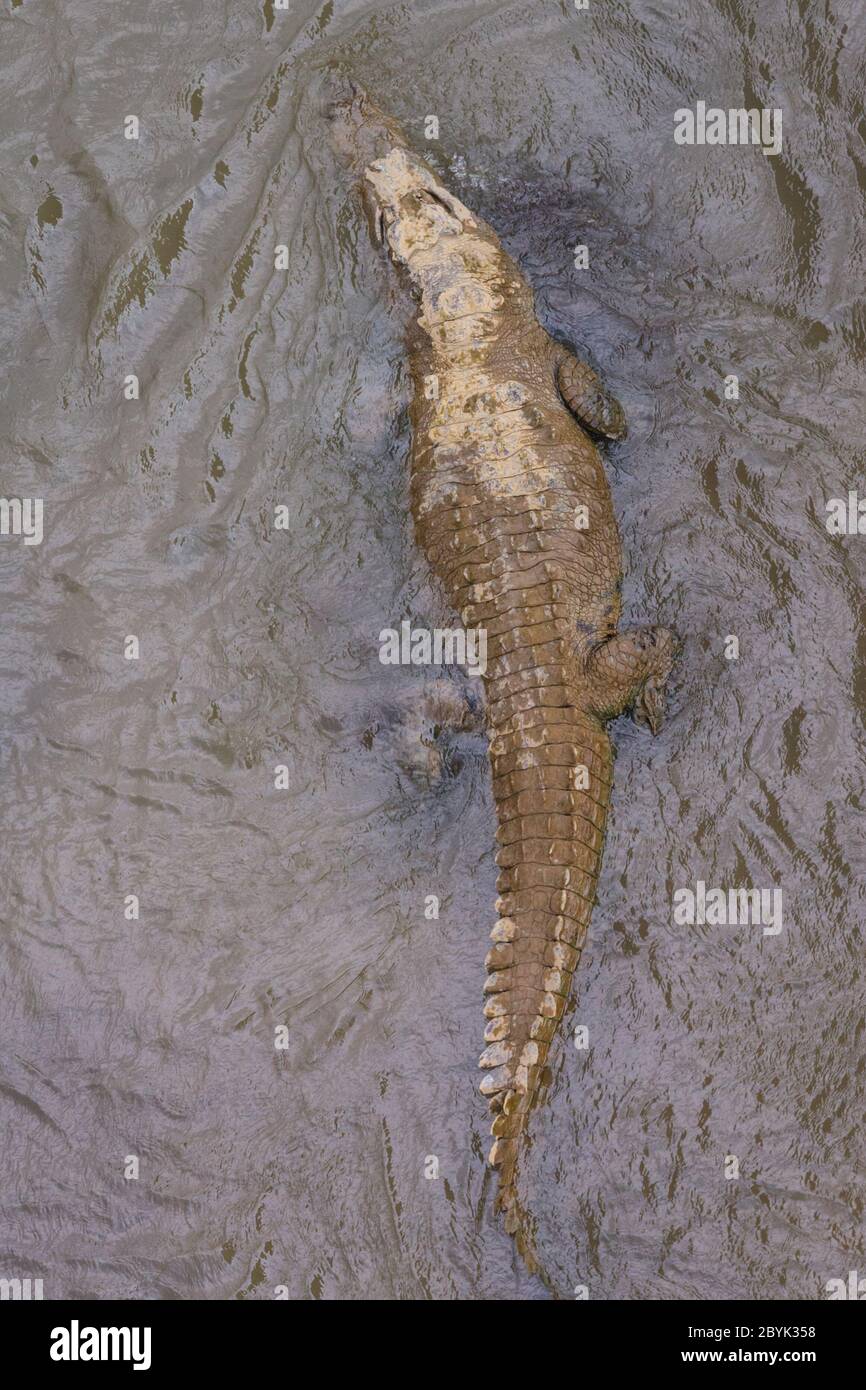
587,625,679,732
631,627,679,734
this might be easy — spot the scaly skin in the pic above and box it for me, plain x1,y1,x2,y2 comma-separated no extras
328,76,678,1269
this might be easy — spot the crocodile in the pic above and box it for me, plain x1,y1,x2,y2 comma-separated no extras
327,76,678,1269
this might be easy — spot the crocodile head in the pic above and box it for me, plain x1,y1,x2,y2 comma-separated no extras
325,72,409,174
325,72,468,266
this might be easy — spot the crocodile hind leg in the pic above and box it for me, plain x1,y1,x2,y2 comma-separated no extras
585,625,679,732
552,345,627,442
418,671,486,734
384,671,486,786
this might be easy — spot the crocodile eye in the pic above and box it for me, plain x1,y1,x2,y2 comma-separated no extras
424,188,454,215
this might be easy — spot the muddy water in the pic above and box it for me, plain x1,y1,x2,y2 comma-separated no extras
1,0,864,1301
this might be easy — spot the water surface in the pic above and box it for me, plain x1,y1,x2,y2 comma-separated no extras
1,0,864,1299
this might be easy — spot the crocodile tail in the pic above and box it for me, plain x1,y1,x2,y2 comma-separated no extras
479,657,613,1268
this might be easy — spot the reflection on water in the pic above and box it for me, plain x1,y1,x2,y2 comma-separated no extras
0,0,863,1299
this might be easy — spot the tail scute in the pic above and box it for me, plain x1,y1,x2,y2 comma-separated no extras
486,1085,540,1270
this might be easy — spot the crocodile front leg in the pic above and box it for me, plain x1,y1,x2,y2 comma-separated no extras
552,344,628,442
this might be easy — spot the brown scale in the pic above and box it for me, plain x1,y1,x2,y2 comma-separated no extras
488,621,573,656
491,735,595,774
496,793,608,835
427,529,588,581
496,812,602,849
492,700,586,733
415,498,579,549
487,642,567,681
